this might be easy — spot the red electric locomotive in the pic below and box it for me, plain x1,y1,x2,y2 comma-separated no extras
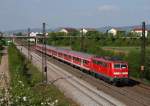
35,44,129,84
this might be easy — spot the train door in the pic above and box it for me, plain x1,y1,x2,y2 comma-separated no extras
92,59,100,73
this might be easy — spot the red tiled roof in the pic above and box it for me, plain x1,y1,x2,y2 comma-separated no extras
133,28,149,31
60,27,78,32
133,28,142,31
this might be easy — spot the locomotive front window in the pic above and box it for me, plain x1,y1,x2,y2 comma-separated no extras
114,64,127,69
93,60,97,64
114,64,120,68
121,64,127,68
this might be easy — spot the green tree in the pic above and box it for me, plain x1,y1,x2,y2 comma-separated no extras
15,32,23,36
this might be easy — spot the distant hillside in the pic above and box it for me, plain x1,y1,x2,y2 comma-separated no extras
5,28,52,34
96,26,112,33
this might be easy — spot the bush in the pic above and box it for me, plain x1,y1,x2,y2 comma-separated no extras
124,50,141,78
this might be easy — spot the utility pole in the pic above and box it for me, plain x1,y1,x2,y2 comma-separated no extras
140,21,146,78
27,28,30,62
70,34,72,48
81,28,84,52
42,22,47,83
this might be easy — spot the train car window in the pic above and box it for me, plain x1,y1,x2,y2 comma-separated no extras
78,58,81,62
60,53,63,57
73,57,80,62
58,53,62,56
105,63,108,67
73,57,77,61
102,62,108,67
114,64,121,68
83,60,89,64
98,61,107,67
75,58,77,61
97,61,103,65
121,64,127,69
76,58,78,61
54,51,57,55
68,55,71,59
73,57,75,60
93,60,97,64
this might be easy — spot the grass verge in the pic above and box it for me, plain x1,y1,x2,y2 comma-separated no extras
8,45,77,106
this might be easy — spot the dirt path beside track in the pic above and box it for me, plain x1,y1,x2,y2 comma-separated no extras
0,47,10,104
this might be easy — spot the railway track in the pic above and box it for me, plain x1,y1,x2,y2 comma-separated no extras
17,45,125,106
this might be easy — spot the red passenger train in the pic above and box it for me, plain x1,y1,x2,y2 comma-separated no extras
35,44,129,84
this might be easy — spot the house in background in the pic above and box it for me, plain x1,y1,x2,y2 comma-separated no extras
29,32,39,42
108,28,125,36
58,27,78,34
131,28,149,37
30,32,39,37
80,28,97,34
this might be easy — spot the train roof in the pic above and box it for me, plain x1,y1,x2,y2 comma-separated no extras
93,56,126,63
56,47,94,59
37,44,94,59
68,50,94,59
37,44,56,50
56,47,70,53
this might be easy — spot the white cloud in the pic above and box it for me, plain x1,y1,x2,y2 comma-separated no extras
97,5,118,12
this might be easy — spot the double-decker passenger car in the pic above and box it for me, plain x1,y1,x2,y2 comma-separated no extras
35,44,128,85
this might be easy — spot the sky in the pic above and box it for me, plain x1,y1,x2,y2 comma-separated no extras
0,0,150,31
